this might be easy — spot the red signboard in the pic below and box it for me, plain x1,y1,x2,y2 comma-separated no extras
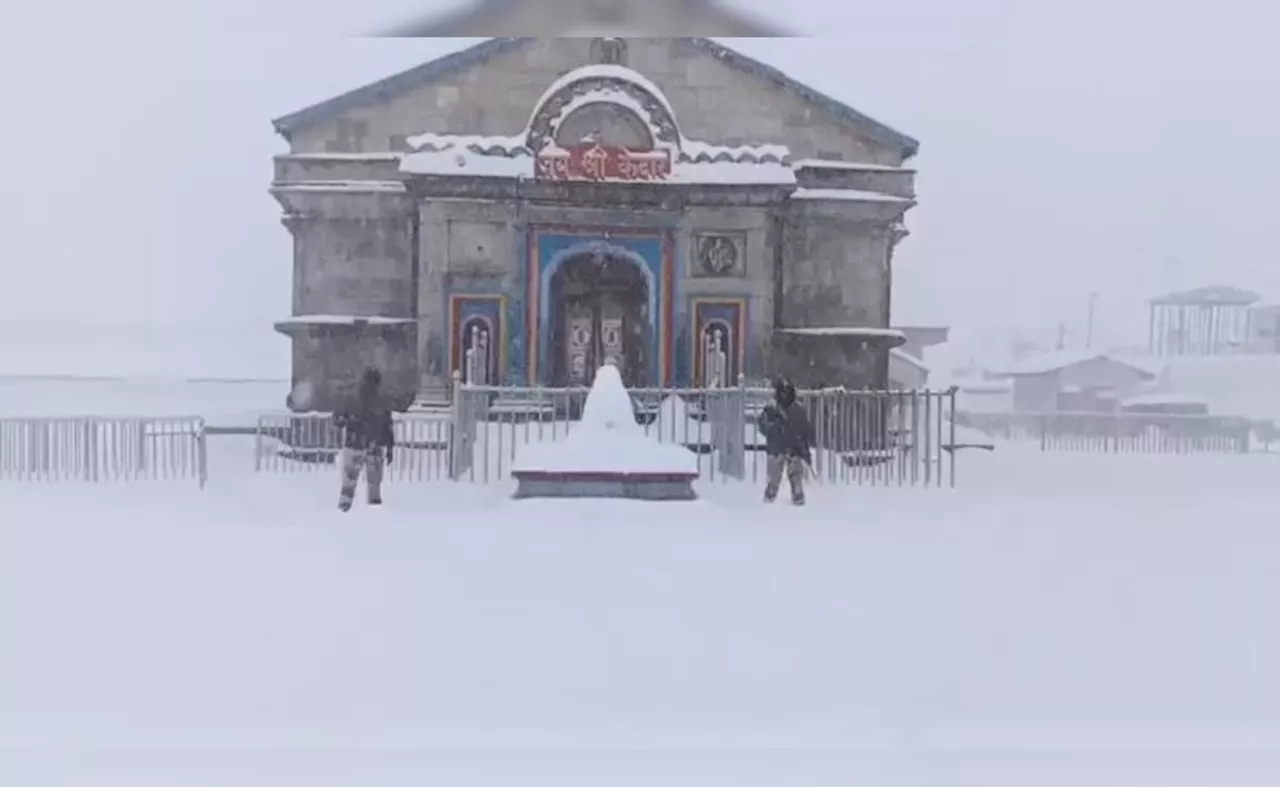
535,144,672,182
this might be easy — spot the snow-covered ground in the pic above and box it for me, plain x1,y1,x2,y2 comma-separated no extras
3,376,1280,783
3,435,1280,784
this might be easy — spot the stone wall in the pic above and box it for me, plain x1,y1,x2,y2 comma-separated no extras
677,204,775,380
417,198,523,388
273,188,418,409
779,202,895,329
274,189,416,317
288,325,416,412
769,333,883,389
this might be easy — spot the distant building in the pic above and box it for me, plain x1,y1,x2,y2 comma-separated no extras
377,0,790,37
1147,285,1260,357
888,349,929,389
987,351,1157,413
886,326,949,389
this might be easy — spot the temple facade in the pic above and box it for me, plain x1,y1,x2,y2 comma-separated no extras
270,37,919,409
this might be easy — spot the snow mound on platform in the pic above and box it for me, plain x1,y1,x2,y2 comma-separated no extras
512,364,698,475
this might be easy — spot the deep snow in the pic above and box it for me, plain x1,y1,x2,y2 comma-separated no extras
3,439,1280,784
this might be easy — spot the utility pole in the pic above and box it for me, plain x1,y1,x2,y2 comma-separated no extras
1056,321,1067,351
1085,291,1099,349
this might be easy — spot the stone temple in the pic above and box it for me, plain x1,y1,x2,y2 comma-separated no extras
270,37,919,410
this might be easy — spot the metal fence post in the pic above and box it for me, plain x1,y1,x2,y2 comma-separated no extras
197,419,208,489
82,419,99,483
253,415,264,473
947,386,958,488
726,373,747,480
448,369,470,480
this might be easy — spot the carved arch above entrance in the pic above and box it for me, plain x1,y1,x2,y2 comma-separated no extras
554,101,654,149
525,68,682,153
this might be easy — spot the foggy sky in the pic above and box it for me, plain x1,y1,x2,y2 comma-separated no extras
3,0,1277,362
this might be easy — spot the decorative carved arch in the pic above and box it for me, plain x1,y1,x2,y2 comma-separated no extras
526,74,681,153
554,100,654,149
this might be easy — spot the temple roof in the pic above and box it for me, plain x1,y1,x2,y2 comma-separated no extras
271,38,920,159
395,63,800,185
1150,285,1261,306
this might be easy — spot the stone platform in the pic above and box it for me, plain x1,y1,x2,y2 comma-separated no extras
510,363,699,501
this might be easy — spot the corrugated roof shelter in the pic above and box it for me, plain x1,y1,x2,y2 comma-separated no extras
1148,285,1260,357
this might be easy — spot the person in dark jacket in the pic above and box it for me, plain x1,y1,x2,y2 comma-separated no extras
757,377,815,505
333,367,395,511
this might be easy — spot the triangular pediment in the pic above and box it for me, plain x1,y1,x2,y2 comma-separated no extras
272,38,919,162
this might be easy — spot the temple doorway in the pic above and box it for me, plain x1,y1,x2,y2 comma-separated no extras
548,251,650,387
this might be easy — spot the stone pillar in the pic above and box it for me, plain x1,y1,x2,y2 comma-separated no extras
417,199,450,392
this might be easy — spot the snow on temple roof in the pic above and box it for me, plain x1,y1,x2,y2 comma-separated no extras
535,64,677,120
790,187,911,203
276,315,414,326
400,149,794,184
549,85,666,143
670,161,794,184
401,132,533,178
405,131,527,153
399,63,797,184
400,131,796,184
792,158,914,172
275,152,403,162
680,139,789,164
269,180,406,193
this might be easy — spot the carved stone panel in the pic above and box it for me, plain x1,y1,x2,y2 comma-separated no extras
447,220,511,273
691,232,745,278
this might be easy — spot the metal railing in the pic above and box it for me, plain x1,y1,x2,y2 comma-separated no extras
0,416,207,485
254,385,958,487
954,410,1252,454
254,412,455,481
446,382,958,487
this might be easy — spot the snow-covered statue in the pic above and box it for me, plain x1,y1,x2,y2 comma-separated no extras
579,361,639,433
511,361,699,501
